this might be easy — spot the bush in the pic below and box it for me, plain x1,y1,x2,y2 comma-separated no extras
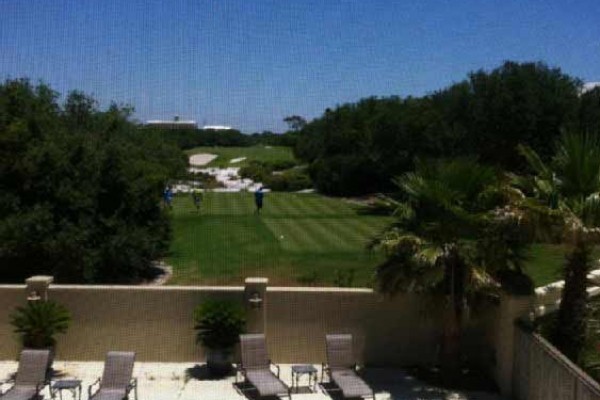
193,300,245,350
265,168,312,192
239,161,270,182
309,155,383,196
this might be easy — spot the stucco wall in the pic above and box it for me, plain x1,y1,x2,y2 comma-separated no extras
0,282,491,366
0,285,27,359
265,287,442,365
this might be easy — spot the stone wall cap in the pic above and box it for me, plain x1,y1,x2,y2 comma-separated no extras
245,278,269,284
25,276,54,284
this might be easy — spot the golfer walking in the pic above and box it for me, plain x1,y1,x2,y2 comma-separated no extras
254,186,265,214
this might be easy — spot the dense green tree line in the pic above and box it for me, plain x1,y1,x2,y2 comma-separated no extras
146,128,298,150
295,61,600,196
0,79,186,283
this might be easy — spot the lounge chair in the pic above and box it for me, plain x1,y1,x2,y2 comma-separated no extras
88,352,137,400
323,334,375,399
0,349,50,400
238,334,291,399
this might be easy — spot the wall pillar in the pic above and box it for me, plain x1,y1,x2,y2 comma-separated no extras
25,276,54,301
491,293,533,397
244,277,268,334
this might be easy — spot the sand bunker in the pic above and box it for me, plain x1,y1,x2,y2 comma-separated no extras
189,153,217,166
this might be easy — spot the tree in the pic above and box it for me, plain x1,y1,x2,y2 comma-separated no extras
0,79,186,283
293,61,584,196
283,115,307,132
517,133,600,363
467,61,581,170
371,159,529,381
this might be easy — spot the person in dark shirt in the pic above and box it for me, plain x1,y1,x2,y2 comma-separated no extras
192,189,203,213
254,187,264,214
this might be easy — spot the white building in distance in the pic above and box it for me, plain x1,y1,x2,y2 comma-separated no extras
145,116,197,130
202,125,233,130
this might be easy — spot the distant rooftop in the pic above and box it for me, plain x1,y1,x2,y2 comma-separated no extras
145,116,197,130
202,125,233,130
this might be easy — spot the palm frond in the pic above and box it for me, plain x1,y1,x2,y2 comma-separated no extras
518,144,552,178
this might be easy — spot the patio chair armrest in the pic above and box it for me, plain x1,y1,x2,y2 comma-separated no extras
88,378,101,399
235,364,246,383
127,378,138,400
269,360,280,377
36,380,49,394
0,380,15,396
321,363,330,382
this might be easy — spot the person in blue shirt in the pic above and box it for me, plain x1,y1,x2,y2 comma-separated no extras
163,186,174,209
254,186,265,214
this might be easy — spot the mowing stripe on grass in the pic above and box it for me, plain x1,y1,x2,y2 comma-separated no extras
301,194,352,216
167,192,394,286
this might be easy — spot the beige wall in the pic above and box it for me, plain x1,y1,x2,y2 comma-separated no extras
486,294,533,397
0,285,27,359
0,283,448,364
266,288,442,365
0,282,493,368
48,285,244,361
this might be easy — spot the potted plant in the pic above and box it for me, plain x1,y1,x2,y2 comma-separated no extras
193,300,245,375
10,300,71,369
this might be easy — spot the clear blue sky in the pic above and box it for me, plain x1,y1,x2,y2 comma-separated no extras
2,1,599,133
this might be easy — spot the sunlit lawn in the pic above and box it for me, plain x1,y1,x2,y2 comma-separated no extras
166,192,392,286
185,146,294,167
166,189,600,288
524,244,600,287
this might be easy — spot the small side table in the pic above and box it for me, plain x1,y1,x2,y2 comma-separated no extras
51,379,82,400
291,364,318,392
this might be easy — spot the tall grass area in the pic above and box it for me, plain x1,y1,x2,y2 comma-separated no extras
186,146,294,167
166,192,392,286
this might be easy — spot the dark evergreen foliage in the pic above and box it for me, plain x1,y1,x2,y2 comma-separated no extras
0,79,187,283
295,61,595,196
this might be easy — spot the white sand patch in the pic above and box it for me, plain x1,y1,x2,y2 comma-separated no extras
189,153,217,166
229,157,246,164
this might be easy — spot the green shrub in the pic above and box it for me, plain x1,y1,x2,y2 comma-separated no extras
10,301,71,348
265,168,312,192
264,159,297,171
239,161,269,182
193,300,245,349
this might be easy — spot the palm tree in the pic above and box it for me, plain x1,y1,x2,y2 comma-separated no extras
371,158,527,381
517,133,600,363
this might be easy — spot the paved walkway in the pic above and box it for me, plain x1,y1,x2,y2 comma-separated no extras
0,361,505,400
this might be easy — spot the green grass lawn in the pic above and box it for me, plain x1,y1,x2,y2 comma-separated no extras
524,244,600,287
186,146,295,167
166,192,392,286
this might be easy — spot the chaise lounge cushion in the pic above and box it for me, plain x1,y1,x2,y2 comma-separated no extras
331,369,373,398
89,388,127,400
245,370,288,397
0,386,37,400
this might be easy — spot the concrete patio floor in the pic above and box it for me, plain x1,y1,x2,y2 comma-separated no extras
0,361,505,400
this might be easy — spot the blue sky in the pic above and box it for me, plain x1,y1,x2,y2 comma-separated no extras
2,1,599,132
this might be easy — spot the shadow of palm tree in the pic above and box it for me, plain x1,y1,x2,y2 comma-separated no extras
185,364,234,382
